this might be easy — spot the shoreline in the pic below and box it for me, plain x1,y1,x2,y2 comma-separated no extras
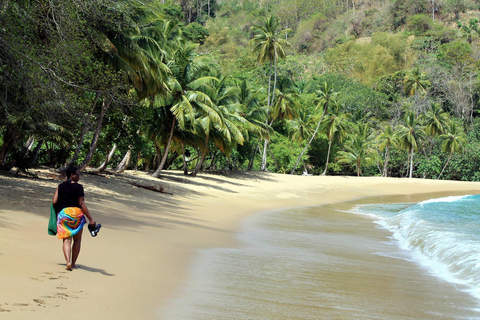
1,169,480,318
162,191,480,319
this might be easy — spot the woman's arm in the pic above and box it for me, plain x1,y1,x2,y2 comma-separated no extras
52,187,59,204
79,196,95,225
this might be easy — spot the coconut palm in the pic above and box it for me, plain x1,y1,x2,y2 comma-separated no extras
437,121,466,179
236,80,270,171
458,18,479,44
270,77,299,124
251,15,291,171
290,82,339,174
403,67,431,97
336,123,376,177
396,111,426,178
190,76,237,176
151,41,218,178
321,103,350,175
287,106,316,143
422,103,449,137
376,125,397,177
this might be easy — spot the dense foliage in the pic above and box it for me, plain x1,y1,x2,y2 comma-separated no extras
1,0,480,181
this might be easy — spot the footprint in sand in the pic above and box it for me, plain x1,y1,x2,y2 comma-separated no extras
0,305,11,312
33,299,46,306
29,277,43,282
55,292,78,299
13,303,29,307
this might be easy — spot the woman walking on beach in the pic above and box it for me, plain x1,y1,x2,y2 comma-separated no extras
53,167,95,270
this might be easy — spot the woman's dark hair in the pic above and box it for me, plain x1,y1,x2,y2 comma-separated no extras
66,167,78,179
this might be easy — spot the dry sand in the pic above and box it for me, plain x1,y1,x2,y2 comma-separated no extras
0,168,479,319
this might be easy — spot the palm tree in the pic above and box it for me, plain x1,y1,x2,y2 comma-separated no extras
321,103,350,175
403,67,431,97
288,106,315,143
236,80,270,171
376,125,396,177
437,121,466,179
336,123,376,177
151,41,218,178
422,102,450,160
270,77,299,124
422,103,449,137
290,82,339,174
190,76,238,176
251,15,291,171
458,18,479,44
396,111,426,178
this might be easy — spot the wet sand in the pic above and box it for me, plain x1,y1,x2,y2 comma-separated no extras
164,193,480,319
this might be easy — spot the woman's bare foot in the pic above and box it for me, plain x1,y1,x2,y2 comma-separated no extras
66,263,72,271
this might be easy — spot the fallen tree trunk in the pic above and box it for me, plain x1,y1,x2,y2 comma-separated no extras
131,182,173,195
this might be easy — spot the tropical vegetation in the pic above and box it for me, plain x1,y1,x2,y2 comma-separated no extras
2,0,480,181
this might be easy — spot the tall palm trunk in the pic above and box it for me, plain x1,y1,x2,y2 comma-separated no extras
247,142,259,171
191,135,209,177
182,144,188,175
290,105,328,174
261,60,274,172
382,146,390,177
115,148,132,173
96,143,117,172
409,148,414,178
79,97,111,171
152,116,176,178
322,137,333,175
270,43,278,107
437,153,452,179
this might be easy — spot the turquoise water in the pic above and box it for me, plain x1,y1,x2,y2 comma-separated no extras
162,195,480,319
352,194,480,301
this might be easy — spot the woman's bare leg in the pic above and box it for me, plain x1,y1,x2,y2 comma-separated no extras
63,237,72,270
71,229,83,268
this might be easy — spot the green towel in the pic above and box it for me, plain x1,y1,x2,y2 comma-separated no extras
48,203,57,235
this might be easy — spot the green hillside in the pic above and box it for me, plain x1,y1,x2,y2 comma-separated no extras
1,0,480,180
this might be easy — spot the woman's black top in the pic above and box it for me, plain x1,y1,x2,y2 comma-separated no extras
55,180,85,213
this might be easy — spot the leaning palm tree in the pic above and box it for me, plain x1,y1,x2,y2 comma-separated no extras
151,41,218,178
396,111,426,178
321,103,350,176
190,76,238,176
290,82,339,174
403,67,431,97
437,121,466,179
251,15,291,171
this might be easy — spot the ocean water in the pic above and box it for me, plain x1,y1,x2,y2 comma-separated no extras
162,195,480,320
352,194,480,303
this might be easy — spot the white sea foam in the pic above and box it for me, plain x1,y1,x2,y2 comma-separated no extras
419,195,471,204
359,195,480,305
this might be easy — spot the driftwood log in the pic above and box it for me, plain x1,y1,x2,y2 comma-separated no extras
131,182,173,195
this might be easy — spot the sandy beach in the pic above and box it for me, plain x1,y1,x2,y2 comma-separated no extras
1,169,479,319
